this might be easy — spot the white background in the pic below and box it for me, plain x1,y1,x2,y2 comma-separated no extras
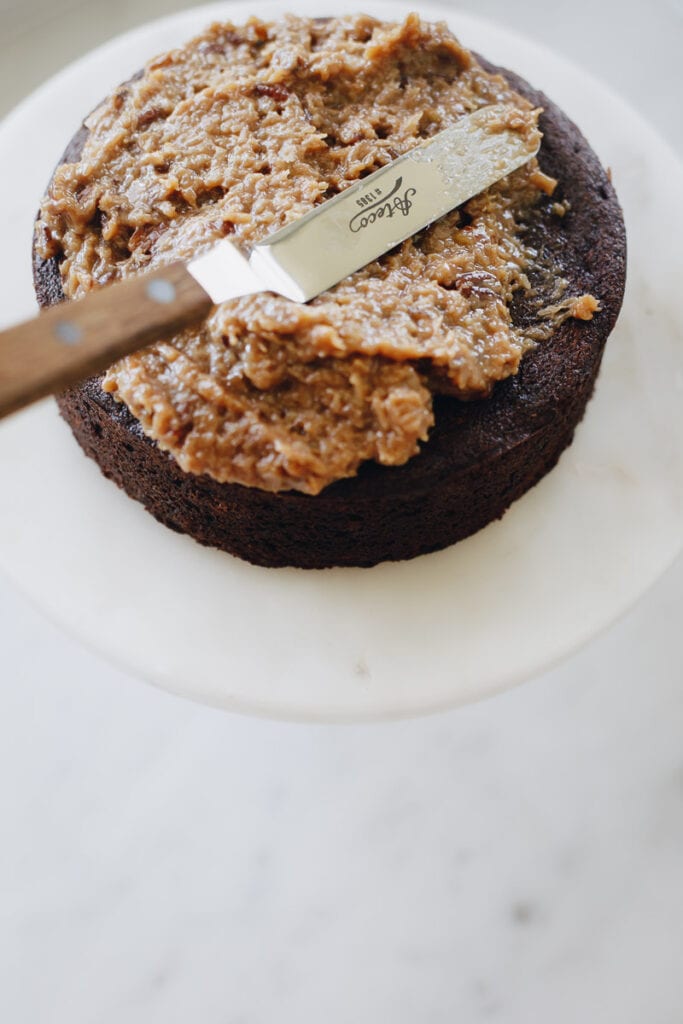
1,1,682,1020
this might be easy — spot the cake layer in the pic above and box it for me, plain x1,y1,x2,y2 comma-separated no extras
32,25,626,568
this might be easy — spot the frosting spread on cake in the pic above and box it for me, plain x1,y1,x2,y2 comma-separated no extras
37,13,594,494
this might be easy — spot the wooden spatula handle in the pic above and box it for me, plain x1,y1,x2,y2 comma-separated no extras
0,262,212,420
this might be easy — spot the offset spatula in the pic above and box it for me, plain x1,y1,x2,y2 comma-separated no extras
0,104,539,420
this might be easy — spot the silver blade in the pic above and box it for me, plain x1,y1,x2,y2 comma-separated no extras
189,103,540,305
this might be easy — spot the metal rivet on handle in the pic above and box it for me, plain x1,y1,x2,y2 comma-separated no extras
54,320,82,345
146,279,176,304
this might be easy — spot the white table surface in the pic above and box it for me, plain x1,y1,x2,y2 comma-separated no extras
1,1,682,1020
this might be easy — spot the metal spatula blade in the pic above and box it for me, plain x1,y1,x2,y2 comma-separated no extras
189,103,540,303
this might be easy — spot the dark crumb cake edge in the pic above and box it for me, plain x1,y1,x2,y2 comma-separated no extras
33,59,627,569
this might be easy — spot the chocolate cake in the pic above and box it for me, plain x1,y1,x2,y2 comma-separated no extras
33,15,626,568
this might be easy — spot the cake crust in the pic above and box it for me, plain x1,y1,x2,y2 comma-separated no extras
33,53,626,568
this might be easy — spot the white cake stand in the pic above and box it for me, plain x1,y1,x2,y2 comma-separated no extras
0,0,681,721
